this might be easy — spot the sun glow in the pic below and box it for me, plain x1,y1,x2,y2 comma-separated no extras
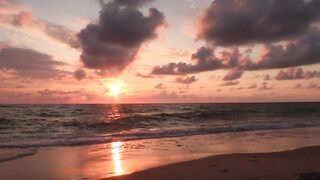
107,80,126,97
110,84,121,96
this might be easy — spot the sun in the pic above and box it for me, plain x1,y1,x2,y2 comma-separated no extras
108,81,125,97
110,84,121,96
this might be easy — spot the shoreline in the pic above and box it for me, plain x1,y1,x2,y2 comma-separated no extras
105,146,320,180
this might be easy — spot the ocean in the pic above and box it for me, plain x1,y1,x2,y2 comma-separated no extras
1,102,320,149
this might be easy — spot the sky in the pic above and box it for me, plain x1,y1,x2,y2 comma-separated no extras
0,0,320,104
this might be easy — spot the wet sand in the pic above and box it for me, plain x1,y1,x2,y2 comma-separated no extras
105,146,320,180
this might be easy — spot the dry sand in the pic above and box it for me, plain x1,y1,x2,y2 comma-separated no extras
105,146,320,180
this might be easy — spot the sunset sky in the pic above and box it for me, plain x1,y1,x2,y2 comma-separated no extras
0,0,320,104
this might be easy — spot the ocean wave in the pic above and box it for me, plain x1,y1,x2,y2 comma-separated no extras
0,149,37,163
0,122,319,148
1,103,320,148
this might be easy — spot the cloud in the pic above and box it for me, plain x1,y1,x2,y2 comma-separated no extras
154,83,164,89
219,81,239,86
78,0,165,75
222,69,243,81
152,30,320,75
198,0,320,46
294,83,303,89
307,83,320,89
111,0,154,7
175,76,198,84
293,83,320,89
0,2,79,48
152,47,238,75
0,45,69,79
258,82,274,90
263,74,271,81
247,83,257,89
35,89,102,103
0,0,24,14
136,72,155,78
275,68,320,80
151,90,180,100
0,88,111,103
74,69,87,81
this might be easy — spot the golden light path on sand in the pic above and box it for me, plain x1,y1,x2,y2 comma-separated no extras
111,142,124,176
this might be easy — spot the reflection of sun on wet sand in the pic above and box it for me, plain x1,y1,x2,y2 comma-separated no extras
111,142,124,176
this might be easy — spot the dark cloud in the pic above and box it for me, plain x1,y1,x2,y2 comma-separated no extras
222,70,243,81
152,47,240,75
151,47,249,75
152,30,320,75
175,76,198,84
109,0,154,7
74,69,87,81
247,30,320,70
78,0,165,75
276,68,320,80
0,46,69,79
198,0,320,46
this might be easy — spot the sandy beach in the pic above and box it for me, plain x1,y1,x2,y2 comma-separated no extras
105,146,320,180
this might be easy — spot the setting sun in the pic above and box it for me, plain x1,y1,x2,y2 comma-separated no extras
108,81,125,97
109,84,121,96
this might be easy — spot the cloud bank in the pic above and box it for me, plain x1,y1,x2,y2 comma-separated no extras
198,0,320,46
152,30,320,75
0,45,69,79
276,68,320,80
175,76,198,84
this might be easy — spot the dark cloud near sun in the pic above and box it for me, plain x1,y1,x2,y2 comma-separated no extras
78,0,165,75
0,46,69,79
198,0,320,46
175,76,198,84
